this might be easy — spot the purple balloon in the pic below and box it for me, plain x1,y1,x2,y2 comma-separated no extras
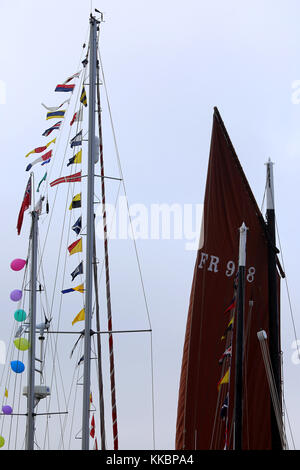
10,259,26,271
2,405,12,415
10,290,22,302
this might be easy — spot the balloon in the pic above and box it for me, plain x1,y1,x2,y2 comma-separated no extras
10,290,22,302
0,436,4,448
14,338,29,351
14,309,27,322
2,405,12,415
10,360,25,374
10,259,26,271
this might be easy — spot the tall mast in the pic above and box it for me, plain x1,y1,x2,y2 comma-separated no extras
233,222,248,450
266,159,282,449
82,14,98,451
26,183,38,450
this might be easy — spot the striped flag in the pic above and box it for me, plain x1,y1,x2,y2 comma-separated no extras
50,171,81,187
26,150,53,171
80,86,87,107
46,110,66,120
70,130,83,148
42,121,62,137
55,84,75,92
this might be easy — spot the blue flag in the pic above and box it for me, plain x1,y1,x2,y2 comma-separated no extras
72,216,82,235
70,130,82,148
71,261,83,281
42,121,62,137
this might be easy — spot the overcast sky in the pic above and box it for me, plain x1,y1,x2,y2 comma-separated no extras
0,0,300,450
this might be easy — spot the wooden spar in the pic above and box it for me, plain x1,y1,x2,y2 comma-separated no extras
96,34,119,450
93,217,106,450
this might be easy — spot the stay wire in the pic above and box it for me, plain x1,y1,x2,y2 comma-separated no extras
98,46,156,450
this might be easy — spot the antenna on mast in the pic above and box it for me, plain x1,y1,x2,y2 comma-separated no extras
95,9,104,22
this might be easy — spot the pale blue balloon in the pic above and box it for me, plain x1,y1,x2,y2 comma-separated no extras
10,360,25,374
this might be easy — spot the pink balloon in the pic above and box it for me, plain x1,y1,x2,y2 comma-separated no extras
10,290,22,302
10,259,26,271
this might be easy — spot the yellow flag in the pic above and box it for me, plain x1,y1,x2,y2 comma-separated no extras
217,368,230,391
68,238,82,256
74,283,84,293
221,316,234,340
4,388,8,398
25,138,56,158
72,308,85,326
80,86,87,107
69,193,81,210
73,149,82,164
67,149,82,167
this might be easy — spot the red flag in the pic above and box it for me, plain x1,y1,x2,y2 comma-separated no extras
224,298,236,314
70,109,83,126
28,145,48,155
70,113,77,126
93,438,98,450
17,177,32,235
67,238,82,255
50,171,81,187
90,415,95,438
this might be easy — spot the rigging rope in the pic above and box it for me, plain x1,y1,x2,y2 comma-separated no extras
96,44,119,451
257,330,287,449
98,45,156,451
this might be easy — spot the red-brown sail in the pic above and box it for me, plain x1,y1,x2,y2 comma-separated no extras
175,107,280,449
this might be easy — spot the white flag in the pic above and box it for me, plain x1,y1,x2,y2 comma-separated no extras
41,99,70,112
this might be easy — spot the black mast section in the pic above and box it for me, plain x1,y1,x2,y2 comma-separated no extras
233,223,248,450
266,160,282,449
